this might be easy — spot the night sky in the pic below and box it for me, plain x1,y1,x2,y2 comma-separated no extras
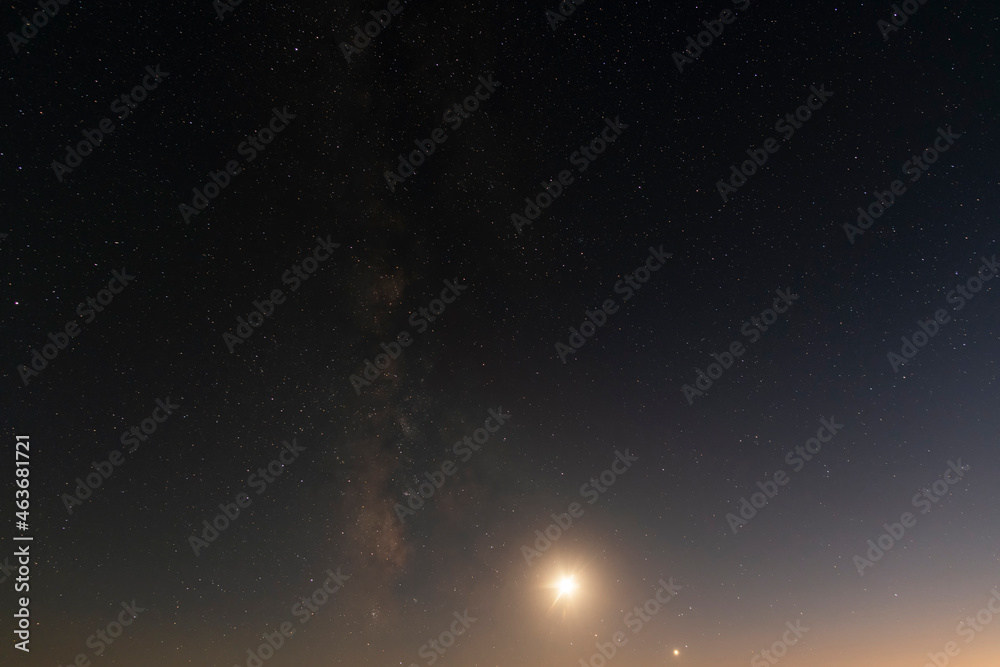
3,1,1000,666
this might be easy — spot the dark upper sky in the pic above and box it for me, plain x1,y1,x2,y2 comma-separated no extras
2,1,1000,666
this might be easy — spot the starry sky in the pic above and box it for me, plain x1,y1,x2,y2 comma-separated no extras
3,1,1000,666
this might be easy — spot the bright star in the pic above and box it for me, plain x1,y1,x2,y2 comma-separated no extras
557,576,577,598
